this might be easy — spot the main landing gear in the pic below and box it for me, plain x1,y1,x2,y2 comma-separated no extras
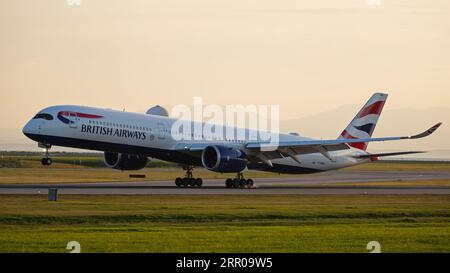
225,172,254,189
173,167,254,189
175,165,203,187
39,143,52,166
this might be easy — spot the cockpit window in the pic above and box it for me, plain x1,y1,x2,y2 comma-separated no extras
33,113,54,120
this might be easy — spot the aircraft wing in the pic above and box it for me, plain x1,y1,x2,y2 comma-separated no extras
173,123,441,163
243,123,442,162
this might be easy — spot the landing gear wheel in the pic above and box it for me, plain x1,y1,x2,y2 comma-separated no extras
195,178,203,187
188,178,196,187
225,178,233,188
41,157,52,166
225,172,254,189
246,179,254,188
178,165,203,188
232,179,240,188
239,179,246,188
182,177,190,187
175,177,183,187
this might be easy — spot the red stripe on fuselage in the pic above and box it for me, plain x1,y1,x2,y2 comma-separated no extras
358,100,385,118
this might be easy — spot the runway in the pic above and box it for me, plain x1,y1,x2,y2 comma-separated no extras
1,170,450,195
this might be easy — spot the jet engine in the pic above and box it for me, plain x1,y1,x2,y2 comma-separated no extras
103,152,148,170
201,145,247,173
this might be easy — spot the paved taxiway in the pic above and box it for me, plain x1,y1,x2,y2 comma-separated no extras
1,170,449,195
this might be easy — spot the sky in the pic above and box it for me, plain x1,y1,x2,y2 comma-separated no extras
1,0,449,131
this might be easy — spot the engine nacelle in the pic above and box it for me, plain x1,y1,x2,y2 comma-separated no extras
103,152,148,170
201,145,247,173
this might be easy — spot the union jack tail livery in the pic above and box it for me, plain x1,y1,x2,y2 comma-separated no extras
338,93,388,151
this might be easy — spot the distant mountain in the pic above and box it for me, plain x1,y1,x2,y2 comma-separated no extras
0,128,87,152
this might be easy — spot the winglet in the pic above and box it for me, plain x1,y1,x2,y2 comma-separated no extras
409,122,442,139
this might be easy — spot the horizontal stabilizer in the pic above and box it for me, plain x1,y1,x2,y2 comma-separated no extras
353,151,425,159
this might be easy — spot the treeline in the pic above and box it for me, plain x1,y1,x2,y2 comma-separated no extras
0,152,177,168
0,151,102,157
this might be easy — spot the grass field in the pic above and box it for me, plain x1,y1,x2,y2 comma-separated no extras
0,194,449,253
0,157,449,252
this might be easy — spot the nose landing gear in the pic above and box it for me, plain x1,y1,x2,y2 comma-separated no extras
39,143,52,166
41,157,52,166
225,172,254,188
175,165,203,187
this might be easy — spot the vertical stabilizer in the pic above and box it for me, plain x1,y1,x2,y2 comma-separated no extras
338,93,388,151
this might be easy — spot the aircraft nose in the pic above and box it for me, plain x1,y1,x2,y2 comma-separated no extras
22,119,39,136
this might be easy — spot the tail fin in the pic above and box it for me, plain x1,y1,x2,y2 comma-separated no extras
338,93,388,151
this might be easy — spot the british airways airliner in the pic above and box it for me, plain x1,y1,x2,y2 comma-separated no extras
22,93,441,188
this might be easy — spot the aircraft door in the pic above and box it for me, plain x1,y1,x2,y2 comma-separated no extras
157,122,166,139
67,112,78,128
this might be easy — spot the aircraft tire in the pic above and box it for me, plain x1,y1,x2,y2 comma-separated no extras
246,179,254,188
225,178,233,188
175,177,183,187
195,178,203,187
188,178,196,187
232,179,239,188
41,158,52,166
182,178,190,187
239,179,246,188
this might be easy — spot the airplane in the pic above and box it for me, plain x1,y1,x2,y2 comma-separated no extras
22,93,442,188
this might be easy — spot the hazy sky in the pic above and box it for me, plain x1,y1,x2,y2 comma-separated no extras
1,0,449,129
